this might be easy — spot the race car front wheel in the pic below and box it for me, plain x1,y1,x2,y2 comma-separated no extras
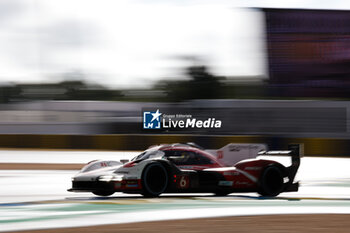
141,162,168,197
258,164,285,197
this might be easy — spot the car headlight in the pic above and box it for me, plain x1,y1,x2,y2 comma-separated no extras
99,175,124,182
99,175,114,182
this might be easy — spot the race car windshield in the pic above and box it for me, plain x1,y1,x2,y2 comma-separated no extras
131,150,165,161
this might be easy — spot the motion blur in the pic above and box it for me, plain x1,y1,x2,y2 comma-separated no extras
0,6,348,151
1,1,350,233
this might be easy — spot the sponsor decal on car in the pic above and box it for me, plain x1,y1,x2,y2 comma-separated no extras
218,181,233,186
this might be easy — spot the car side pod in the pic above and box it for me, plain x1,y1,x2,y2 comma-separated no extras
258,144,301,193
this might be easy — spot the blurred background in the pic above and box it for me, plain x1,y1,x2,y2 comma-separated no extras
0,0,350,154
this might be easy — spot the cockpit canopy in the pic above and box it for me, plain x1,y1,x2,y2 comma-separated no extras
131,149,165,161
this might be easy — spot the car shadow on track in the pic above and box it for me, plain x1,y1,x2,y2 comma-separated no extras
65,193,286,201
65,193,350,202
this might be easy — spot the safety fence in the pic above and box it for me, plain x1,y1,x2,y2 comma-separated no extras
0,134,349,157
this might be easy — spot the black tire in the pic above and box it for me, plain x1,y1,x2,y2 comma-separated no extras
214,190,231,196
258,164,285,197
92,190,115,197
141,162,168,197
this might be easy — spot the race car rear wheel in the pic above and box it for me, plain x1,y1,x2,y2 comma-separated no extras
92,190,115,197
258,164,285,197
141,162,168,197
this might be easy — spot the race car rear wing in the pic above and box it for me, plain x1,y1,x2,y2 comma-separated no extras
208,143,301,192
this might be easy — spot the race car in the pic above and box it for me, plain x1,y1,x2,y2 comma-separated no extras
68,143,300,197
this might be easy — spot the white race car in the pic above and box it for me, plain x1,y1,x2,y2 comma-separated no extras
68,143,300,197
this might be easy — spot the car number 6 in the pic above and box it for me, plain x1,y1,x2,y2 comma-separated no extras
179,175,189,188
180,176,187,187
